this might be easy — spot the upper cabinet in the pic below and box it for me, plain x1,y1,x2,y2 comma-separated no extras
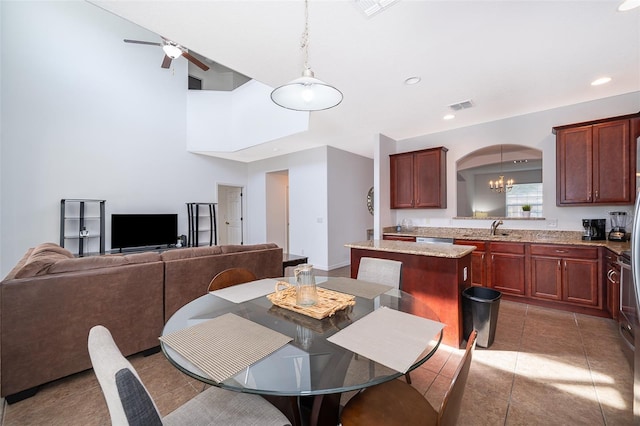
390,147,447,209
554,113,640,206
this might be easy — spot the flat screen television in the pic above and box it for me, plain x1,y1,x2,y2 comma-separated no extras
111,214,178,250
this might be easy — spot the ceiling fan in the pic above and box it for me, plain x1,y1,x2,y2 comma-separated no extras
123,38,210,71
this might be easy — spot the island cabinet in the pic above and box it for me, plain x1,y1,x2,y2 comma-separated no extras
390,147,447,209
529,245,600,308
554,113,640,206
349,244,472,348
454,240,486,287
488,242,526,296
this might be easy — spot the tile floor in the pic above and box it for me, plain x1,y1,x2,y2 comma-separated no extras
1,267,633,425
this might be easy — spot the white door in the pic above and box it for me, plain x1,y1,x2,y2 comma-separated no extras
219,185,243,245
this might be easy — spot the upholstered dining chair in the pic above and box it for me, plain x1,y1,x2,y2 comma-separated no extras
208,267,258,292
340,330,478,426
356,257,403,288
88,325,290,426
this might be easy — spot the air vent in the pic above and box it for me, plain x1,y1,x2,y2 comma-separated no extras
448,100,474,112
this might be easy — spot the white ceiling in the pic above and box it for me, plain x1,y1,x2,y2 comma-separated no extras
90,0,640,163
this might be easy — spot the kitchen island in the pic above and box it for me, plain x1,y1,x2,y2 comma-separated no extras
346,240,475,347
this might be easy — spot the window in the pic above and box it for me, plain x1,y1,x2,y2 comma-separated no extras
506,183,543,217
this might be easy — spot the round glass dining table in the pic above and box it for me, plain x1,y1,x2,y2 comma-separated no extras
161,277,442,426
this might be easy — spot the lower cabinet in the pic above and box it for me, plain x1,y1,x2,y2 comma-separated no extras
603,248,620,319
530,245,600,307
453,240,605,314
382,235,416,242
488,242,526,296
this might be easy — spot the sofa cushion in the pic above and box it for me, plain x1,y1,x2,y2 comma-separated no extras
220,243,278,254
47,256,128,274
14,243,75,278
124,252,162,264
161,246,222,261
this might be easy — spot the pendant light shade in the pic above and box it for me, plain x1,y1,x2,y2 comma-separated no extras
271,68,343,111
271,0,342,111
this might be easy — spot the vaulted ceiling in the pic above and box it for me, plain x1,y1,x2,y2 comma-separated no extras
90,0,640,162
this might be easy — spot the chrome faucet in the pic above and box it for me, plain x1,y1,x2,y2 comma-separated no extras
490,220,503,236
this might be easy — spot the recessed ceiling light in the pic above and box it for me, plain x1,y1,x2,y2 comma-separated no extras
404,76,421,85
443,114,455,120
591,77,612,86
618,0,640,11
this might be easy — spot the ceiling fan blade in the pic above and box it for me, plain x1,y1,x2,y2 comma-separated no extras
123,39,162,46
161,55,172,69
182,52,210,71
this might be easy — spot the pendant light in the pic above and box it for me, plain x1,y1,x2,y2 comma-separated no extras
618,0,640,11
489,145,514,193
271,0,343,111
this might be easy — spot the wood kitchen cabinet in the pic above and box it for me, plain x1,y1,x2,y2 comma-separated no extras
382,235,416,242
454,240,486,287
390,147,447,209
530,244,600,308
604,248,620,320
488,242,526,296
554,113,640,206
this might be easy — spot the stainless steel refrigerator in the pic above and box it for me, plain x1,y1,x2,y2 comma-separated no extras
631,136,640,422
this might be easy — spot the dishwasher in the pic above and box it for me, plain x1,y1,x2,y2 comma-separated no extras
415,237,454,244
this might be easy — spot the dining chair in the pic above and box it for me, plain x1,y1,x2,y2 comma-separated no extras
208,267,258,292
340,330,478,426
88,325,291,426
356,257,402,288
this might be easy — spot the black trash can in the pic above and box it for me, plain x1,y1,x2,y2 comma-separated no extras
462,286,502,348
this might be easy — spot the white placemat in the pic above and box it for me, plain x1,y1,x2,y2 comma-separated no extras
210,278,279,303
159,313,292,383
327,306,444,373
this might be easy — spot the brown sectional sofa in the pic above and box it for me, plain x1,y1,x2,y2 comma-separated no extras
0,242,282,401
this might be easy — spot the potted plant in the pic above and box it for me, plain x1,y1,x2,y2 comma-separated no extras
522,204,532,217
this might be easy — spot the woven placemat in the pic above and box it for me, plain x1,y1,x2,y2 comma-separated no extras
319,277,393,299
267,282,356,320
159,313,292,383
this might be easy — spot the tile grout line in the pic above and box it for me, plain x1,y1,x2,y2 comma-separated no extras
574,313,609,426
502,303,529,425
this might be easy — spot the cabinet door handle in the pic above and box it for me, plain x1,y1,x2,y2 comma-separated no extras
587,191,592,201
555,249,569,254
557,259,562,270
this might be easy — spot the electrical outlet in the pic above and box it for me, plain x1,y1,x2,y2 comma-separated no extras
463,266,468,281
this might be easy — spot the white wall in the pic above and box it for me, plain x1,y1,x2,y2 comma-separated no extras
389,92,640,232
327,146,373,269
248,146,373,271
0,1,248,276
265,171,288,252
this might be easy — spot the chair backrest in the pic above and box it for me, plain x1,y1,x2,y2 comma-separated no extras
208,267,258,292
438,330,477,426
356,257,403,288
88,325,161,426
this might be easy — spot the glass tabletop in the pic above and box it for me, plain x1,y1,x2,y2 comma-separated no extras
161,277,442,397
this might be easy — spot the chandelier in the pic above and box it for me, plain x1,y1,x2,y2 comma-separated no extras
489,145,514,193
270,0,343,111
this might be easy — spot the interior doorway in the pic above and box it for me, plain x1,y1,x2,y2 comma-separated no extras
217,184,244,245
266,170,289,253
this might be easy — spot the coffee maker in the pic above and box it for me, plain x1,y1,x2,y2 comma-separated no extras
608,211,629,241
582,219,606,241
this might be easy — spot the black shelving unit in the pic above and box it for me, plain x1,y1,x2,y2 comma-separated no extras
60,199,105,256
186,203,217,247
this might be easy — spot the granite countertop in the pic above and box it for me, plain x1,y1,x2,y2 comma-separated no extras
381,226,630,255
345,239,476,259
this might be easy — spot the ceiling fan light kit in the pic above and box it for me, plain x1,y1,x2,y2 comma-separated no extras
162,42,183,59
618,0,640,11
271,0,342,111
123,38,209,71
